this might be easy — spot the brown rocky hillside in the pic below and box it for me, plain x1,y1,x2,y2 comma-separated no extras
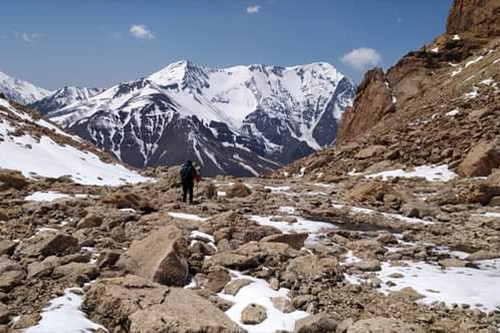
278,0,500,190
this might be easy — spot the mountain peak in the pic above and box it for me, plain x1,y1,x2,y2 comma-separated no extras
0,68,51,104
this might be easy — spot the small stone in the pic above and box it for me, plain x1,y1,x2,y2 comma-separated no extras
241,303,267,325
272,296,295,313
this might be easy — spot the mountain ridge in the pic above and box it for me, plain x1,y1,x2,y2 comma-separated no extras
34,60,355,176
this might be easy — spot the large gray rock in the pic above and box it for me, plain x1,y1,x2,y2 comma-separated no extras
82,275,245,333
119,226,189,286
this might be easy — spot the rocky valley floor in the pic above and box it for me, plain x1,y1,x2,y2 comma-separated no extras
0,166,500,333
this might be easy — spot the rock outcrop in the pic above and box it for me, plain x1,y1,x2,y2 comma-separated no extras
82,275,245,333
447,0,500,38
337,69,395,143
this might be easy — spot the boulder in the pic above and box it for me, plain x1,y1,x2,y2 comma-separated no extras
241,303,267,325
438,258,466,268
458,180,500,205
284,255,342,284
82,275,245,333
233,241,295,262
97,250,122,268
0,169,29,190
27,262,53,279
466,250,500,262
457,141,500,177
293,313,338,333
205,253,258,270
0,240,16,256
346,317,422,333
196,266,231,293
226,182,252,198
0,270,25,291
0,257,23,275
346,239,387,259
77,214,103,229
224,278,253,296
15,232,80,258
272,296,295,313
352,259,381,272
260,233,309,250
52,262,99,281
103,191,153,211
120,226,189,286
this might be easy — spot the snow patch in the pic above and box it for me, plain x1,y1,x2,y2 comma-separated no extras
359,165,457,182
375,259,500,312
219,270,308,333
25,192,70,202
23,288,106,333
167,212,209,222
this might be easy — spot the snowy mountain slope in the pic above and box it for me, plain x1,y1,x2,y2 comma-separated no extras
30,86,104,115
0,94,148,186
39,61,355,176
0,69,51,105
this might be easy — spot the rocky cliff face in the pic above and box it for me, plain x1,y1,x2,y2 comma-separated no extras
337,69,395,143
447,0,500,38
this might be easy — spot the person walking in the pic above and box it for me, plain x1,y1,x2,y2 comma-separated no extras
180,160,201,204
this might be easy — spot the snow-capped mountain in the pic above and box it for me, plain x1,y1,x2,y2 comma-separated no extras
30,86,104,115
0,93,147,186
39,60,355,176
0,69,51,105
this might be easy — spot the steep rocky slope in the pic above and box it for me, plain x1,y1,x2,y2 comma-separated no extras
34,61,355,177
280,0,500,192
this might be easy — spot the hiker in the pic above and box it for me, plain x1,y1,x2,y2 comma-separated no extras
180,160,201,204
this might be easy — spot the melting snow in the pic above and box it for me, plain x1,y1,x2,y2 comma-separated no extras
250,215,337,235
24,288,105,333
264,186,291,193
453,34,460,40
25,192,71,202
375,259,500,312
360,165,457,182
167,212,209,221
191,230,215,243
219,271,308,333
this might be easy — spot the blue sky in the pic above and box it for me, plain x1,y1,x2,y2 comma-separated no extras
0,0,452,90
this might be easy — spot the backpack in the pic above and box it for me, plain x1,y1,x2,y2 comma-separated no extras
180,163,193,181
